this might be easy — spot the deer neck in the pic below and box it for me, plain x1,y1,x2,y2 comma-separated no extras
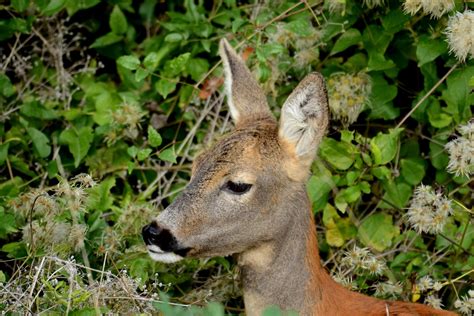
237,189,338,316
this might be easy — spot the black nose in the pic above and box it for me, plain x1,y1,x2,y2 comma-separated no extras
142,222,162,246
142,222,180,253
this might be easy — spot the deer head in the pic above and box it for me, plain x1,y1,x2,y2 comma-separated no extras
142,38,328,264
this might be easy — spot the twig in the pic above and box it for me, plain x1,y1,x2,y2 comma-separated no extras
441,269,473,286
438,232,473,256
28,256,46,312
396,62,460,128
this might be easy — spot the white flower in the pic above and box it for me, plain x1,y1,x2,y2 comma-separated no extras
425,295,444,309
406,185,453,234
445,121,474,177
373,281,403,298
421,0,454,18
454,291,474,315
362,257,386,276
403,0,422,15
403,0,454,18
417,275,434,292
446,11,474,62
342,245,371,268
432,281,444,291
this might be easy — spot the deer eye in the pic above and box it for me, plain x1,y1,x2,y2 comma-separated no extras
223,181,252,195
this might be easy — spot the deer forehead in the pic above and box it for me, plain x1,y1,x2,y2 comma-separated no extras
191,119,285,186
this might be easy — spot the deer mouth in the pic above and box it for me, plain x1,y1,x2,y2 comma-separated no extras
146,244,185,263
142,223,192,263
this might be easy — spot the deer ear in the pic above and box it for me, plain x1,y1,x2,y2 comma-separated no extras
219,39,272,125
279,72,329,166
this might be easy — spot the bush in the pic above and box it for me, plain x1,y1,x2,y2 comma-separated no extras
0,0,472,314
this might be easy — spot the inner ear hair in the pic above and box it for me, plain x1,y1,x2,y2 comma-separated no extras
279,72,329,166
219,38,272,125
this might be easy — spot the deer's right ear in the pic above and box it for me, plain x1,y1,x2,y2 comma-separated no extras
279,73,329,169
219,39,272,125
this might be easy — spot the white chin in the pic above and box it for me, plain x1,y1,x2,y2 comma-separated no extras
147,245,183,263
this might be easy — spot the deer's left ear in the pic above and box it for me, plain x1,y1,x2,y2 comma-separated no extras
279,72,329,167
219,39,272,125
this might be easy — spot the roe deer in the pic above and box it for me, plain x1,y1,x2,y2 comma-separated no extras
142,39,456,316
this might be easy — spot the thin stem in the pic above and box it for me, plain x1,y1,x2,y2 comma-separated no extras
438,233,472,256
396,62,460,128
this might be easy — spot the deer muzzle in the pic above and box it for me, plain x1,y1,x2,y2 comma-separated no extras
142,221,190,263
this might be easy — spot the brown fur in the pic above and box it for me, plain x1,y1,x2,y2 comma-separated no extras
148,39,457,316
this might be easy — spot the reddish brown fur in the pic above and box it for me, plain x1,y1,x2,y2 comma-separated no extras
304,208,456,316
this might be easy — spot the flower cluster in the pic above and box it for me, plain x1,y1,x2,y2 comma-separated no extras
445,121,474,177
454,290,474,315
341,245,386,276
425,295,444,310
446,11,474,62
327,72,371,126
403,0,454,18
373,281,403,299
406,185,453,234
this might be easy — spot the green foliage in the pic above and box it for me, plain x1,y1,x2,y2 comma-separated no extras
0,0,473,314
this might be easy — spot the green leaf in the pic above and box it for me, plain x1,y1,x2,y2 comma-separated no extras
319,138,357,170
11,0,30,12
429,141,449,170
367,53,395,71
155,79,177,99
42,0,66,16
331,29,361,55
371,166,391,180
370,128,403,165
187,58,209,82
0,208,17,239
159,147,177,163
164,33,184,42
65,0,100,15
427,98,452,128
163,53,191,77
0,143,9,165
381,180,412,209
369,74,399,120
137,148,152,161
416,36,447,67
59,127,93,167
143,52,160,71
20,101,58,120
117,55,140,70
400,158,426,185
382,9,410,33
0,177,23,198
127,146,138,158
148,126,162,147
109,5,128,35
323,204,357,247
441,66,474,123
0,73,16,97
307,164,334,211
358,213,399,251
88,177,115,211
26,127,51,158
90,32,123,48
134,68,149,81
284,19,313,37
